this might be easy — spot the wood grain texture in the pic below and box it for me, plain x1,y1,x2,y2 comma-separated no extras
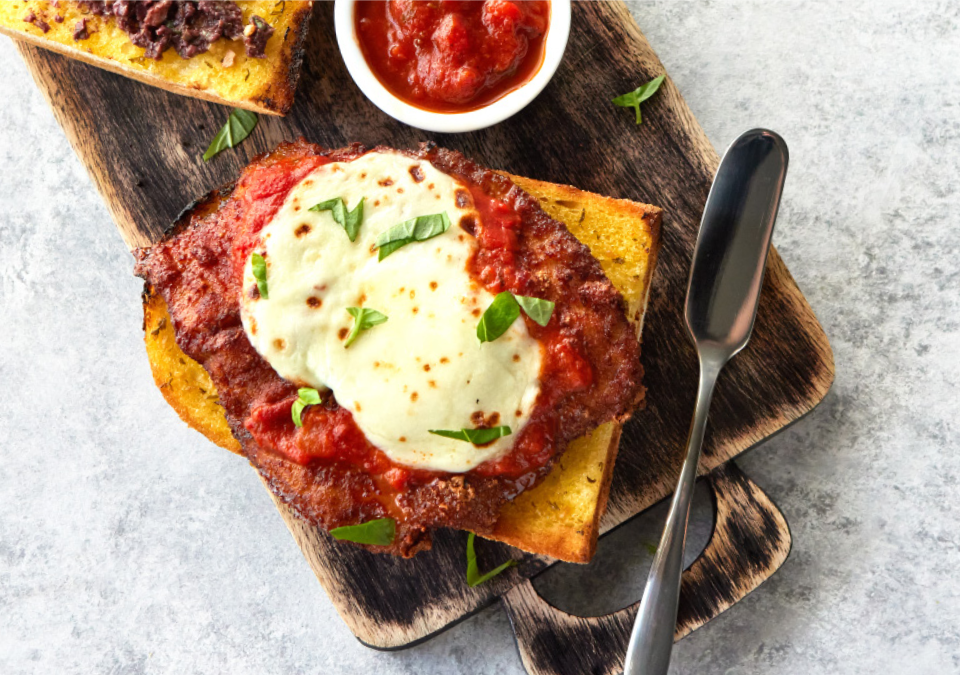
502,462,792,675
12,0,834,661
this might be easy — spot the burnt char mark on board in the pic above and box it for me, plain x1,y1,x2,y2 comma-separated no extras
502,463,793,675
15,0,832,658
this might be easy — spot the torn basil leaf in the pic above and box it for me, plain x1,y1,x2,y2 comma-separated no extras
330,518,396,546
202,108,258,161
466,532,517,587
251,252,269,299
476,292,521,343
309,196,365,242
345,307,388,347
374,212,451,260
515,295,555,327
612,74,665,125
291,387,322,428
429,426,512,445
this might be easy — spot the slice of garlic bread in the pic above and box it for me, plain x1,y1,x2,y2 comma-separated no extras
141,174,661,563
0,1,313,115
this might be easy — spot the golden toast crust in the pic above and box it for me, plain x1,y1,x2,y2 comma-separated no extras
0,1,314,114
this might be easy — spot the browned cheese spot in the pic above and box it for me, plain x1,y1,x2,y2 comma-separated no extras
273,338,286,350
295,224,311,238
409,165,425,182
429,281,438,290
354,402,362,412
516,410,523,417
361,172,367,179
338,327,348,340
409,289,416,299
378,178,394,187
397,187,404,194
440,357,450,364
456,189,473,209
374,200,381,207
470,411,501,428
410,392,419,402
412,307,419,314
399,436,406,442
423,364,431,372
428,183,435,190
293,205,301,212
512,354,520,362
459,214,478,237
429,380,437,388
306,296,322,308
472,308,481,317
303,179,314,187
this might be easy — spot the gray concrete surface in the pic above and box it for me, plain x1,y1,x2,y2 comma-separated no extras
2,1,960,673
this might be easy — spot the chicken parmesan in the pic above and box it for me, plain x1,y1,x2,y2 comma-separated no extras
135,140,646,557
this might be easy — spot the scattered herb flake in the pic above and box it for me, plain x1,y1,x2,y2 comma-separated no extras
345,307,388,347
251,252,269,299
466,532,517,587
202,108,258,161
330,518,396,546
515,295,555,327
429,426,512,445
476,292,521,343
291,387,322,428
374,212,451,260
612,74,665,125
309,197,365,242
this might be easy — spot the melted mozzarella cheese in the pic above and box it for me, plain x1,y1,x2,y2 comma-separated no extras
240,151,542,473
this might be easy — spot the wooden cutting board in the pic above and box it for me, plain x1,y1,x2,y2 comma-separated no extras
13,3,834,674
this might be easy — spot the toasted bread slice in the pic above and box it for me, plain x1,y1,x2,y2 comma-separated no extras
0,1,313,115
142,175,661,562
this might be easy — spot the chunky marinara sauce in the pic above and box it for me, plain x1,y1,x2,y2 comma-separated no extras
355,0,551,112
229,145,591,496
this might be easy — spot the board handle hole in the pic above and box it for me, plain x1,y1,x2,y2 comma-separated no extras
531,481,714,618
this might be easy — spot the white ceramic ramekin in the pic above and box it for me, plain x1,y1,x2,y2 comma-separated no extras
334,0,571,133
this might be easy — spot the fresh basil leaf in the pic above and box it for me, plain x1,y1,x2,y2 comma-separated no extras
477,292,521,343
374,212,451,261
465,532,517,587
251,252,269,299
429,426,512,445
515,295,555,327
612,74,665,125
345,307,388,347
330,518,396,546
202,108,258,161
309,197,365,242
291,387,322,428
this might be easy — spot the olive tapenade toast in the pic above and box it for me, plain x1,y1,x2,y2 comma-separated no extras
138,141,661,563
0,1,314,115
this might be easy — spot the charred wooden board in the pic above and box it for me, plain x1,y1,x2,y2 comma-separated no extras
12,1,833,671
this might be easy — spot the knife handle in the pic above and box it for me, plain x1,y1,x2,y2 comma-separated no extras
623,359,719,675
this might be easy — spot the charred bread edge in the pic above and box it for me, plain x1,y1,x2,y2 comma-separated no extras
0,1,313,115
